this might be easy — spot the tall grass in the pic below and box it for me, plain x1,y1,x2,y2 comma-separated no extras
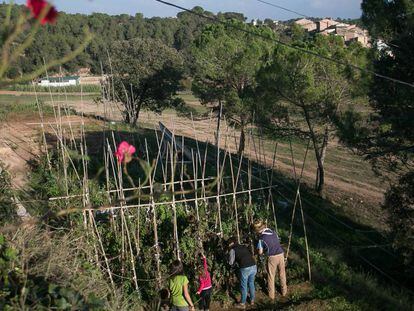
0,101,54,120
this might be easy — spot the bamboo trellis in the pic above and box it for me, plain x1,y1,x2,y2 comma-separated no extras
27,82,313,295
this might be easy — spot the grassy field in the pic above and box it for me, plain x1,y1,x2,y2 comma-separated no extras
0,93,97,118
0,93,97,105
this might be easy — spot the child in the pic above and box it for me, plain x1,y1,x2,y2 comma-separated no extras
169,260,195,311
196,254,212,311
159,288,170,311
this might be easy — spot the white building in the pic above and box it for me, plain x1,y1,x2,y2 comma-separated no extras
38,76,80,87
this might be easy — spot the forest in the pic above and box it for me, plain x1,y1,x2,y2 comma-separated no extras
0,3,245,76
0,0,413,310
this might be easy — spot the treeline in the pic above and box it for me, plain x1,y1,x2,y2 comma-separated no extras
0,4,253,76
0,4,364,78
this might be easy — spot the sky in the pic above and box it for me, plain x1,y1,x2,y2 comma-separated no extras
16,0,363,20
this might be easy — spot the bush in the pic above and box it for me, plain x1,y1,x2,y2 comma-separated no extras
0,232,105,310
0,162,15,225
384,171,414,277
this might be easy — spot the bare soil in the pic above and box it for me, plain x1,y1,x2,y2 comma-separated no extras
0,113,96,189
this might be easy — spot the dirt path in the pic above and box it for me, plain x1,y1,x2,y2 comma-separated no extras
0,119,41,189
0,114,90,189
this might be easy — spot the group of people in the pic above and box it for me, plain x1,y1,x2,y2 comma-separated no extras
160,220,287,310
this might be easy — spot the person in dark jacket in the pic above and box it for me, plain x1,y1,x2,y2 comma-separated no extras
227,237,257,309
253,220,287,300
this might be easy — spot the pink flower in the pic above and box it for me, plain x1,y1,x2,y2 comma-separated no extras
115,141,136,164
27,0,58,25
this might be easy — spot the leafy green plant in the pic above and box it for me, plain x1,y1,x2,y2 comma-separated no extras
0,234,105,310
0,162,14,225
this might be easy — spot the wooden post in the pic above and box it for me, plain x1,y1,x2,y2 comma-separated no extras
145,139,162,288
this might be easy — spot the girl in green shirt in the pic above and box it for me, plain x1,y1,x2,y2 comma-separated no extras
168,260,195,311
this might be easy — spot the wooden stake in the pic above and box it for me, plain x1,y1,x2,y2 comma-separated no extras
145,138,162,288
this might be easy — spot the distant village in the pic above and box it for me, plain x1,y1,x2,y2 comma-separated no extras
293,18,370,47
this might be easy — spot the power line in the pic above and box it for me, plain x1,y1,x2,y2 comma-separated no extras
272,189,412,293
154,0,414,89
257,0,405,52
256,0,307,18
302,207,412,292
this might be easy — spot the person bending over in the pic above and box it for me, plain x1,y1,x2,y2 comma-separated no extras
228,237,257,309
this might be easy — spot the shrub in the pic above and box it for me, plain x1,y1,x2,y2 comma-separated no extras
0,231,105,310
0,162,15,225
384,171,414,277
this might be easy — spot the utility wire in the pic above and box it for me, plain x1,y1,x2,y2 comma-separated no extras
302,207,412,292
256,0,307,18
257,0,404,52
272,188,412,293
154,0,414,89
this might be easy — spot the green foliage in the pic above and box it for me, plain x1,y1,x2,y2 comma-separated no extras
192,20,274,153
0,234,105,310
307,246,412,310
258,34,369,193
341,1,414,278
6,137,413,309
259,35,367,129
0,4,213,76
0,100,53,121
356,0,414,166
384,171,414,277
0,162,14,224
110,37,184,126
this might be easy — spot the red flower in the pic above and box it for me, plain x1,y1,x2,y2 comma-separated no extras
115,141,136,164
26,0,58,25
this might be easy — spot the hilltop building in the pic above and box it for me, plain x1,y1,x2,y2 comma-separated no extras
294,18,317,32
294,17,371,48
317,18,339,32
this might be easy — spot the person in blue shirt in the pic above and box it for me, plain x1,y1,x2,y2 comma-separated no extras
254,220,287,300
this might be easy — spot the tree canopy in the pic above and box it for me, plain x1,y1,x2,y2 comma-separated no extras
110,38,183,126
0,4,241,76
354,0,414,167
192,20,274,154
357,0,414,276
258,35,368,193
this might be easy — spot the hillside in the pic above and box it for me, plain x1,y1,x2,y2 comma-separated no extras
1,1,413,310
